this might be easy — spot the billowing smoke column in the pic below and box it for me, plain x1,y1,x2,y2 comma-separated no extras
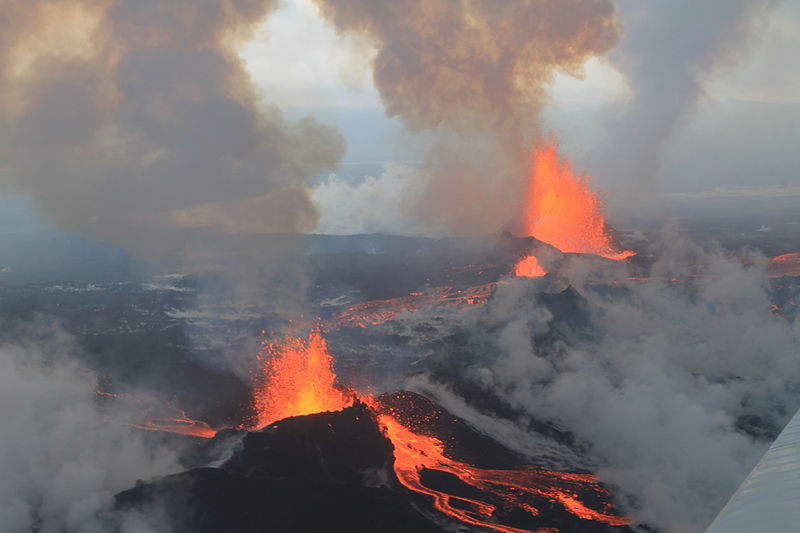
0,0,345,255
313,0,620,235
595,0,776,204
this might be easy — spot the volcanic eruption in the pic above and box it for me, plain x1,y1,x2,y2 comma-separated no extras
513,141,635,276
250,328,354,430
110,324,632,532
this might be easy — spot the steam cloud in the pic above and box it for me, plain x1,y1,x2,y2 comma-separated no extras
595,0,776,205
0,326,180,532
393,229,800,531
0,0,344,256
313,0,620,235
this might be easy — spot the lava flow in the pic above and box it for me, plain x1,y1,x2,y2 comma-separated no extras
96,390,217,439
250,328,353,430
106,322,632,531
249,329,630,530
519,142,634,262
367,397,631,532
321,283,495,331
768,253,800,277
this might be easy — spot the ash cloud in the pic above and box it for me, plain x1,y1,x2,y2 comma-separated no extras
0,325,180,532
0,0,345,257
313,0,620,235
392,229,800,531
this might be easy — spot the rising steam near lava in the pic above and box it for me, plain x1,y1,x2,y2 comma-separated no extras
391,237,800,532
591,0,778,207
0,326,180,533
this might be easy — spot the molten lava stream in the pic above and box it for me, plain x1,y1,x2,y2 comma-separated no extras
320,283,495,331
768,253,800,277
251,327,353,430
521,141,634,261
96,390,217,439
514,255,547,278
367,401,630,532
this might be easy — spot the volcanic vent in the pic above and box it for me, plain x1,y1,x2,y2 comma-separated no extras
512,142,635,278
115,327,632,533
107,140,652,531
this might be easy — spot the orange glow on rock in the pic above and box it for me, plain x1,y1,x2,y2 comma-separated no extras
95,390,217,439
522,142,634,261
768,253,800,277
321,283,495,331
514,255,547,278
367,398,631,532
251,328,353,430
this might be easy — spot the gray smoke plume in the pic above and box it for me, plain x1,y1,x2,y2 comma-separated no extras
595,0,776,207
0,0,344,257
313,0,620,235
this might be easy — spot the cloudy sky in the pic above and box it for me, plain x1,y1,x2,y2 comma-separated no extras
242,0,797,109
244,0,800,233
1,0,798,240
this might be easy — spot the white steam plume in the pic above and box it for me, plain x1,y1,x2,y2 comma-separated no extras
595,0,777,207
0,327,180,532
393,227,800,531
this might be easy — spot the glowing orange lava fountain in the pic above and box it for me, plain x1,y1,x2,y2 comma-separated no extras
515,142,634,275
251,328,353,429
514,255,547,278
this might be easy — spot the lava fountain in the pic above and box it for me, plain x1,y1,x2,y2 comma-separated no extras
515,142,634,274
514,255,547,278
251,327,353,430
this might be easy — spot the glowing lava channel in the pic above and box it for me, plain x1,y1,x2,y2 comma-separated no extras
368,400,631,532
96,390,217,439
520,142,634,261
320,283,495,331
251,328,353,429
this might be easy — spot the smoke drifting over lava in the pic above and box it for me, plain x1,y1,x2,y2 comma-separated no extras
393,233,800,531
0,0,344,255
314,0,621,235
